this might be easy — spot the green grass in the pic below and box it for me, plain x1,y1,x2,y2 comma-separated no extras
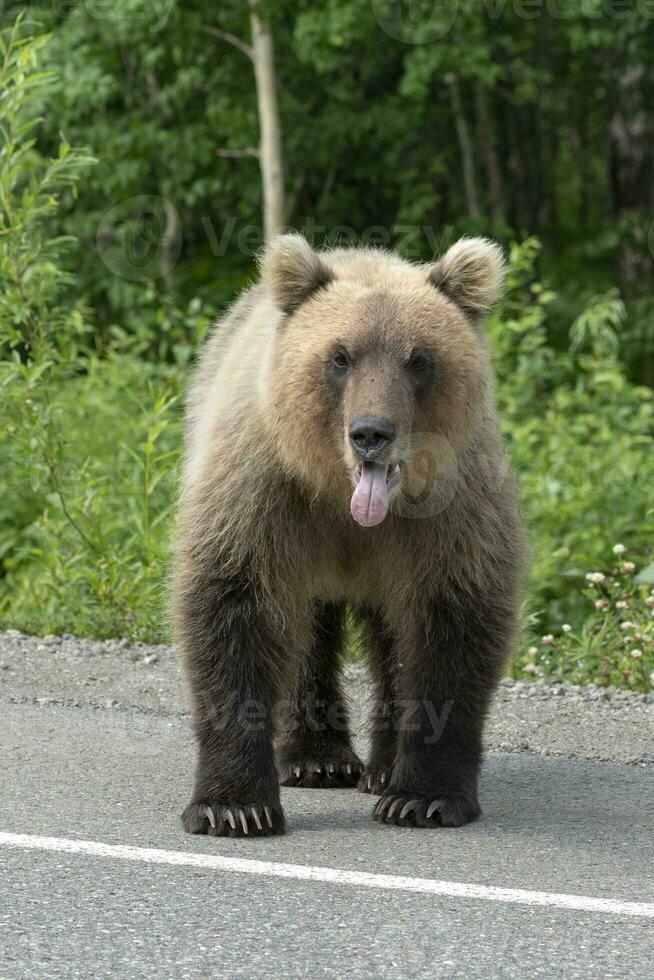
1,351,182,642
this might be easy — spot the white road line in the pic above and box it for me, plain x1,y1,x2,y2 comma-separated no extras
1,831,652,919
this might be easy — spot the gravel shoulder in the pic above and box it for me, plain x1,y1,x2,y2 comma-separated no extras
1,630,651,766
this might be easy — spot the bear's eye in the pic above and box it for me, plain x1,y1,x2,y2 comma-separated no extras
408,352,431,374
331,349,350,374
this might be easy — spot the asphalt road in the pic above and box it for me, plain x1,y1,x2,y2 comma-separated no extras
1,635,653,979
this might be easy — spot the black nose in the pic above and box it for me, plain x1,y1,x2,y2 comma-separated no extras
349,415,396,458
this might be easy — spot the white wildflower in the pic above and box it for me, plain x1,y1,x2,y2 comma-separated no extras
622,562,636,574
620,621,635,630
612,544,626,555
586,572,606,584
615,600,628,610
630,649,643,659
595,599,609,611
542,634,555,645
562,624,572,633
528,646,538,656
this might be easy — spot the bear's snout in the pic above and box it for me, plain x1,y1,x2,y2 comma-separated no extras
348,415,396,461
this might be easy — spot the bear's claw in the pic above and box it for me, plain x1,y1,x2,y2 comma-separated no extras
182,801,285,837
278,760,361,788
373,792,480,828
357,768,389,795
277,742,363,788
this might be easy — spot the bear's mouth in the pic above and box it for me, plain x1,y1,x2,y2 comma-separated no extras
351,461,401,528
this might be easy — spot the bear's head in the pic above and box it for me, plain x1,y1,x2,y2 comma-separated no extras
261,234,505,528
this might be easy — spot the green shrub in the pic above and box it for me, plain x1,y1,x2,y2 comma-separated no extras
490,240,654,688
1,23,652,688
517,554,654,691
0,20,208,641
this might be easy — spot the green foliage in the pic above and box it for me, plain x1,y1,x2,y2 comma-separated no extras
1,356,183,640
569,289,625,355
0,19,96,350
0,20,208,640
0,11,653,690
515,555,654,693
491,241,654,688
6,0,651,377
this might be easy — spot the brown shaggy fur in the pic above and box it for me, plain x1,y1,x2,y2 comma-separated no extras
173,234,527,837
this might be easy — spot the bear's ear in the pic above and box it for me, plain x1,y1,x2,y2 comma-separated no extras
260,233,333,315
427,237,506,318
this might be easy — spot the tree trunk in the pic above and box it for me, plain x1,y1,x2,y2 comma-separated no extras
474,82,504,224
504,101,529,232
161,198,181,291
447,75,481,222
609,64,652,286
249,0,286,242
608,61,653,387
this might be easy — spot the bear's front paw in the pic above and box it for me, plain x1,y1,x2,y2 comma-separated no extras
357,766,390,795
277,742,363,788
372,791,480,828
182,800,286,837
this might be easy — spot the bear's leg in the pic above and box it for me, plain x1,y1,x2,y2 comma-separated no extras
373,591,511,828
357,607,398,796
276,601,363,788
178,571,287,837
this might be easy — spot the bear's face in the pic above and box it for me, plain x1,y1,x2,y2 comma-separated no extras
262,236,505,528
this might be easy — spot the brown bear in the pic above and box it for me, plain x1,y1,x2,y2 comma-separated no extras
173,233,526,837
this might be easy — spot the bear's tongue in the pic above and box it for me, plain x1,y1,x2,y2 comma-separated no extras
350,461,390,528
